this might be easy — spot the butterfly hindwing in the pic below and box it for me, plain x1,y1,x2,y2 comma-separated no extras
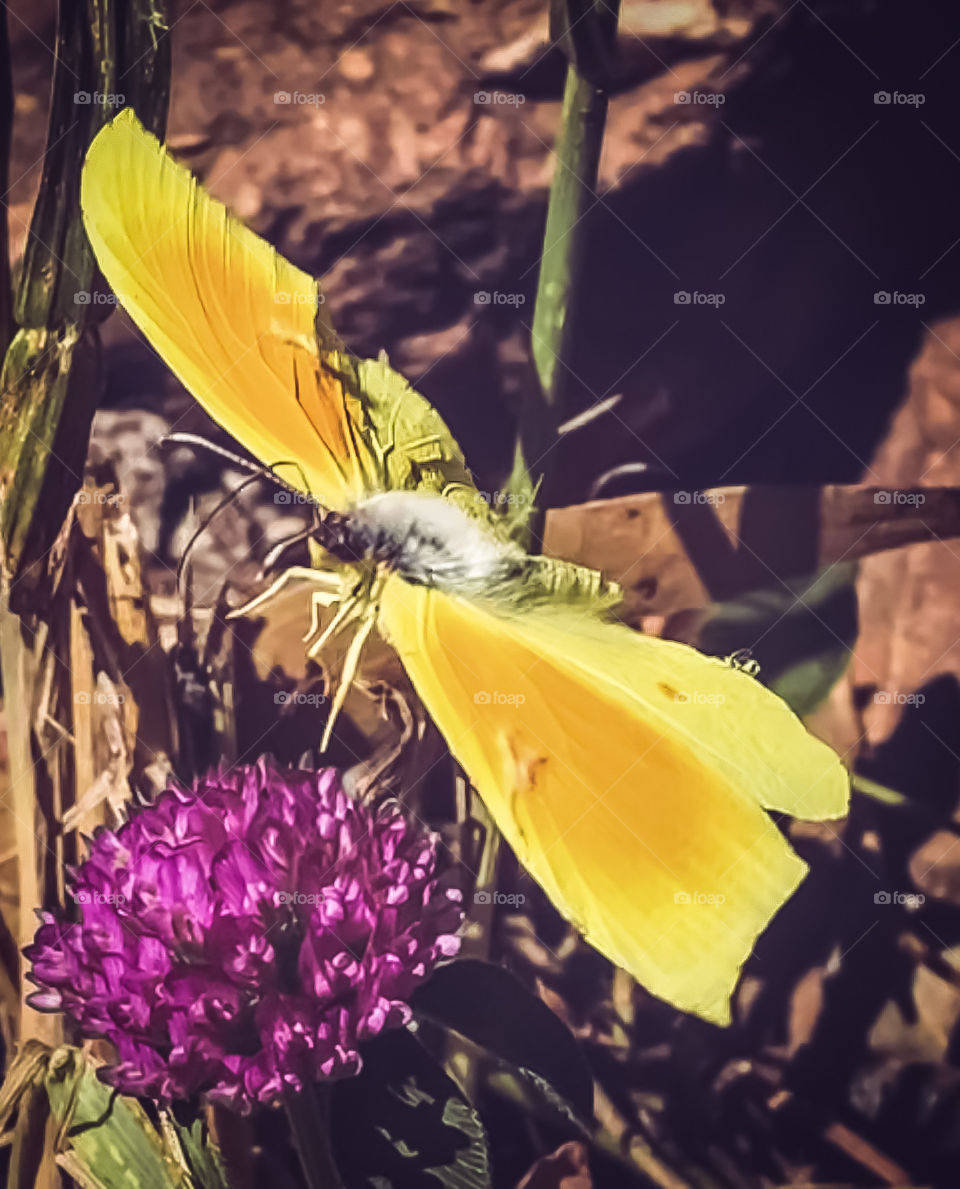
379,576,848,1023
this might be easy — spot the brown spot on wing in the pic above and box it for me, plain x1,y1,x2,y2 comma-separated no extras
499,733,550,847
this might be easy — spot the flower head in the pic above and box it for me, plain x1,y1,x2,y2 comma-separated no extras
26,760,462,1111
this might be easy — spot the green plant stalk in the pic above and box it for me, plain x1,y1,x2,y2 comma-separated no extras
530,65,609,420
0,0,170,602
522,6,620,514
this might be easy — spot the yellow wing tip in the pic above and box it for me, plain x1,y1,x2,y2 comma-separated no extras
799,755,852,823
111,105,142,130
82,108,157,218
653,859,808,1026
697,998,734,1028
85,106,151,165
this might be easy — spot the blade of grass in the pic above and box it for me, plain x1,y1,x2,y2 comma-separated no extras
520,0,621,520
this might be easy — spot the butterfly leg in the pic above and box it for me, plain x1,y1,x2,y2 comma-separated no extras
319,602,379,752
305,584,363,658
303,584,349,646
229,566,339,620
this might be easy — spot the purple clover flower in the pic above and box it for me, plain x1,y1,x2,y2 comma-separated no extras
25,760,462,1112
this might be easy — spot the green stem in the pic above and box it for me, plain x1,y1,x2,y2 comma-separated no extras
851,773,906,807
521,0,621,524
531,65,609,417
0,0,170,597
283,1083,344,1189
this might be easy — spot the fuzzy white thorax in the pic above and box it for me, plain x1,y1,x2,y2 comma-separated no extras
346,490,521,593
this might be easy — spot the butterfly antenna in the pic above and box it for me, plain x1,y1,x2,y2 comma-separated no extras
176,471,275,593
160,432,317,500
261,527,317,573
162,432,327,594
160,432,267,473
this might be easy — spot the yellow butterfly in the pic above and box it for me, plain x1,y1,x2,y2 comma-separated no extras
80,109,849,1025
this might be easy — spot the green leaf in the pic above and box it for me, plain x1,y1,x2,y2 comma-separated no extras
694,563,858,717
43,1047,191,1189
410,959,593,1122
163,1112,232,1189
330,1027,491,1189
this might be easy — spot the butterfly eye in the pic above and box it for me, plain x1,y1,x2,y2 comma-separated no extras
315,512,369,564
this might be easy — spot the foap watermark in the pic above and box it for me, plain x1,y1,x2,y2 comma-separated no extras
474,489,530,509
72,890,126,905
474,890,526,906
274,290,325,307
75,690,125,706
474,91,525,106
77,490,124,506
874,90,925,107
873,489,925,506
674,890,726,906
274,90,326,107
674,90,725,107
278,891,328,906
673,691,725,707
275,691,327,708
874,691,925,707
474,690,525,707
674,290,726,306
75,291,119,306
874,290,925,307
474,290,525,307
674,490,726,505
274,490,316,505
74,91,124,106
874,890,925,908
